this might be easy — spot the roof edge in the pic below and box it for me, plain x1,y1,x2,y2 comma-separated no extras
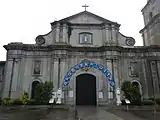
50,11,120,27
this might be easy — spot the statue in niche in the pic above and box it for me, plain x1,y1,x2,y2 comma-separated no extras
34,60,41,75
130,62,138,76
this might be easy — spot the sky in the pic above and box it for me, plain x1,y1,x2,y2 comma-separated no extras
0,0,147,61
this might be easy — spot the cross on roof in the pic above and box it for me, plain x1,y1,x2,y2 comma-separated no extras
82,4,89,11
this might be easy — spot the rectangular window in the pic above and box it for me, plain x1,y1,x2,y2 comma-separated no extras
33,60,41,75
79,32,92,44
129,62,139,77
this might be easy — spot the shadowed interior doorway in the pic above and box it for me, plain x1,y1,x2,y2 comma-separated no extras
31,81,40,99
76,73,97,106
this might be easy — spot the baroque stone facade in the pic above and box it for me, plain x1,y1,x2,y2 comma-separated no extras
0,9,160,105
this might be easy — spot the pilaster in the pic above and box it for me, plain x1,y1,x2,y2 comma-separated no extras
62,24,68,43
2,58,21,99
113,60,120,88
55,23,60,42
105,24,111,45
52,58,59,90
111,25,118,45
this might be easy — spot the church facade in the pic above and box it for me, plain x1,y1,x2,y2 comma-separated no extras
0,2,160,105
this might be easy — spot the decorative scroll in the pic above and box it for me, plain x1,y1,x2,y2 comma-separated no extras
63,61,115,87
35,35,45,46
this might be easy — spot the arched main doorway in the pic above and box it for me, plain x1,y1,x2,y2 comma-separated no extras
31,81,40,99
76,73,97,106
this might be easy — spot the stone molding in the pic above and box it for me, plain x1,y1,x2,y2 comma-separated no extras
4,43,160,53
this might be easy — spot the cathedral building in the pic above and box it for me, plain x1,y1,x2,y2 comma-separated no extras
0,1,160,105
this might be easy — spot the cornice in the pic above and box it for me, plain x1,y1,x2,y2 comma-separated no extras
3,43,160,53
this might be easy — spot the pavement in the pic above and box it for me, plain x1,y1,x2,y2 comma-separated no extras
40,106,145,120
0,105,157,120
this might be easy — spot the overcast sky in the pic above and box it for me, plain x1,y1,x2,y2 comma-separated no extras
0,0,147,61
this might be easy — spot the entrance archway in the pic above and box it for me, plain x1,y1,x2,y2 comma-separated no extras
63,61,115,87
31,81,40,99
131,80,142,96
76,74,96,106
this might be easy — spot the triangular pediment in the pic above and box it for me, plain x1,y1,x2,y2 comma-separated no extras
51,11,120,26
68,11,104,24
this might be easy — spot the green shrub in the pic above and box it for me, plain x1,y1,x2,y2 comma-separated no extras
34,81,53,104
155,99,160,105
20,91,29,105
142,100,155,106
12,99,23,105
121,81,141,104
2,98,14,106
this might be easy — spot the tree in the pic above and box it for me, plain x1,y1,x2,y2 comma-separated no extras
34,81,53,104
121,81,141,104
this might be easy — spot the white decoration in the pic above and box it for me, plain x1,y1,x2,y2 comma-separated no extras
116,88,122,106
49,91,57,103
56,88,62,104
125,99,131,104
69,91,73,98
99,92,103,98
108,92,113,99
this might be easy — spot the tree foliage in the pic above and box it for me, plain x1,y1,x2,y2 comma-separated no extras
34,81,53,104
20,91,29,105
121,81,141,104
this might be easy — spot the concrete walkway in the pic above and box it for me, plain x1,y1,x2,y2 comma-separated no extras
106,108,147,120
77,107,124,120
41,107,124,120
